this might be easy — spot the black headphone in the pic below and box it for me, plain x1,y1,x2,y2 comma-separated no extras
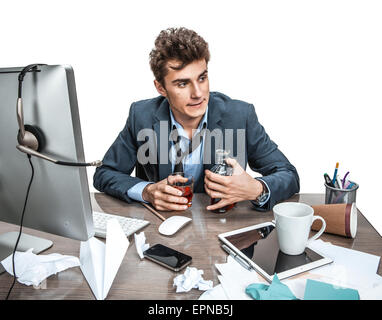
16,64,102,167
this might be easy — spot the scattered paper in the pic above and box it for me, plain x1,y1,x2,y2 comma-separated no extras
134,232,149,259
215,255,264,300
218,274,251,300
80,218,129,300
198,284,229,300
284,278,308,300
1,248,80,287
213,240,382,300
173,267,213,293
358,282,382,300
282,240,382,300
307,239,381,290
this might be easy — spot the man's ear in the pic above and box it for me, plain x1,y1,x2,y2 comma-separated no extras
154,80,167,97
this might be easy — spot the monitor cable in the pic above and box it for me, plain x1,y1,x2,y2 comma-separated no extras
5,154,34,300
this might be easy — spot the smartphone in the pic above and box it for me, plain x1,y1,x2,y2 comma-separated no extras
143,244,192,272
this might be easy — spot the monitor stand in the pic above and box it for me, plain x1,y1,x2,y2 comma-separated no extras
0,232,53,274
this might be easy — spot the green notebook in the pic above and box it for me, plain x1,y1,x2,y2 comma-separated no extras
304,279,360,300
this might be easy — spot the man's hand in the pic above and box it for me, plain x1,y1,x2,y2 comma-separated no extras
204,158,264,211
142,176,189,211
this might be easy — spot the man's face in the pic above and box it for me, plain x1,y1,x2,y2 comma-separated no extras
155,59,209,123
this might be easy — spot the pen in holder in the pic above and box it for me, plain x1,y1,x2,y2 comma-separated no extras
324,181,359,205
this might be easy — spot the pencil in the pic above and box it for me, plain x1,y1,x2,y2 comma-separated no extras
141,202,166,221
332,162,339,185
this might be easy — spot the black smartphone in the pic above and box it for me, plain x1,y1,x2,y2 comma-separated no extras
143,244,192,272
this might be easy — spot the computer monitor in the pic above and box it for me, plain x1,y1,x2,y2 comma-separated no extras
0,65,94,272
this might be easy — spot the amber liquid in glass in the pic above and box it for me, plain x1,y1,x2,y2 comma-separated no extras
175,185,193,207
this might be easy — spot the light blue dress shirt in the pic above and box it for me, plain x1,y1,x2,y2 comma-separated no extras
168,106,208,183
127,105,270,207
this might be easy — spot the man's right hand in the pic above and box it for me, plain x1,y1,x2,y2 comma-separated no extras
142,177,189,211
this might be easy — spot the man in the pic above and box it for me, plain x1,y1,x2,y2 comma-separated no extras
93,27,299,212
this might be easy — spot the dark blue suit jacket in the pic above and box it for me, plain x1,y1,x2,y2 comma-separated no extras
93,92,300,211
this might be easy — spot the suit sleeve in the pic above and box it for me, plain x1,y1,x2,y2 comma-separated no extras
93,103,147,203
246,104,300,211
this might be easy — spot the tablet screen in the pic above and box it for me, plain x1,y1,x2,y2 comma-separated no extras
224,224,325,276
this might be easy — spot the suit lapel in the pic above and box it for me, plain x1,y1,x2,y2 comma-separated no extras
194,93,225,192
153,98,173,181
203,93,225,171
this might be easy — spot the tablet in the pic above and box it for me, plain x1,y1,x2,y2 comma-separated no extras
218,221,333,282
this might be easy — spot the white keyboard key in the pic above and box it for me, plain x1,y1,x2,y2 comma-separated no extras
92,211,149,238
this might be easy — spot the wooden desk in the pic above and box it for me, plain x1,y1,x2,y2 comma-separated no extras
0,193,381,300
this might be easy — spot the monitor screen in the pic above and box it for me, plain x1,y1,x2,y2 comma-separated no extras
0,65,94,243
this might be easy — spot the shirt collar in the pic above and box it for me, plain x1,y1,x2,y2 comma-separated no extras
169,105,208,140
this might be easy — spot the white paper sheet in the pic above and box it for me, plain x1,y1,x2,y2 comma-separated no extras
307,239,381,290
214,255,265,300
80,218,129,300
219,274,252,300
281,240,382,300
281,277,307,300
134,232,149,259
198,284,229,300
1,248,80,287
359,281,382,300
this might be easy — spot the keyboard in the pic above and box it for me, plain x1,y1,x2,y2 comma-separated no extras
92,211,150,238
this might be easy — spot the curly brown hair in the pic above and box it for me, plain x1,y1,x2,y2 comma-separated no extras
149,27,210,87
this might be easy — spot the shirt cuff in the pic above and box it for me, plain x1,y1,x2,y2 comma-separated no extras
127,181,153,203
250,178,271,207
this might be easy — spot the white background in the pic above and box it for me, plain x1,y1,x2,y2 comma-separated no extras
1,0,381,235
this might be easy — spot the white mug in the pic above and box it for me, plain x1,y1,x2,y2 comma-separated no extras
273,202,326,255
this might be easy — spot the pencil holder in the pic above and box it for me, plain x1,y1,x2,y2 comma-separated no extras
324,181,359,205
